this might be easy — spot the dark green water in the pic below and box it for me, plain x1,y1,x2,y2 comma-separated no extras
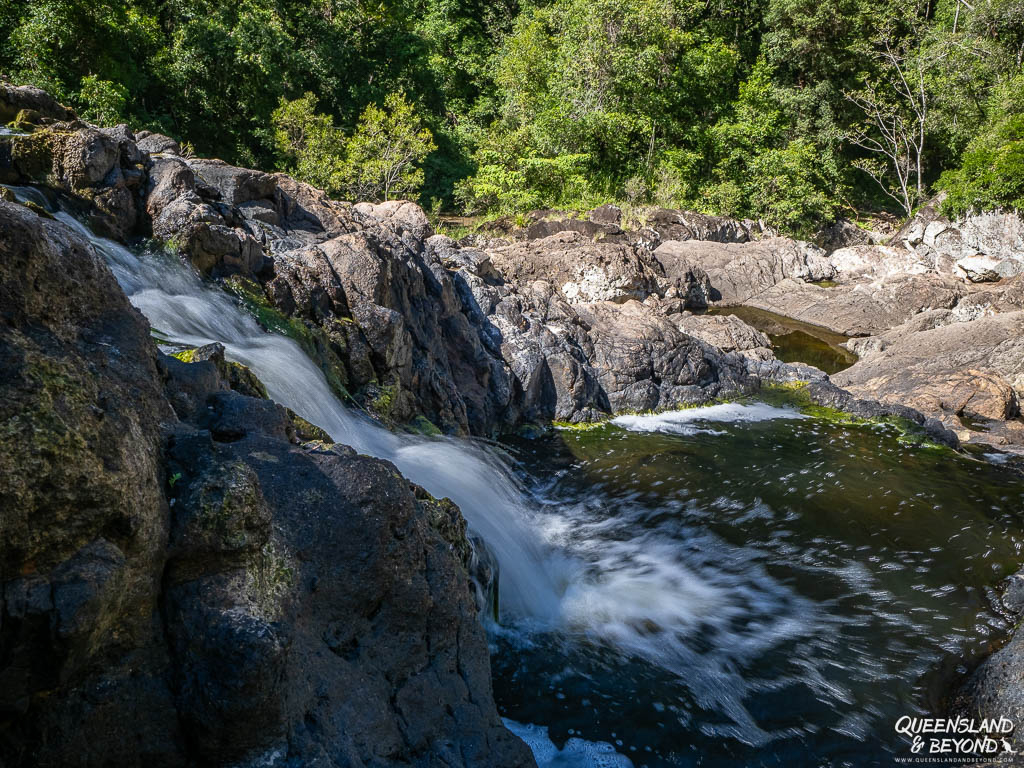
710,306,858,374
491,403,1024,767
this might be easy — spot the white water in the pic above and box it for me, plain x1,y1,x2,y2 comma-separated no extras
502,720,634,768
47,206,569,620
612,402,805,436
12,193,821,749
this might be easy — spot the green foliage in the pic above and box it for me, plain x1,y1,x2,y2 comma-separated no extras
1,0,1021,232
700,60,845,236
272,92,346,196
77,74,128,126
341,92,436,201
273,91,435,201
938,74,1024,217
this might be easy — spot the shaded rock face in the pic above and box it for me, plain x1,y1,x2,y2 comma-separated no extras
953,569,1024,752
0,201,181,766
0,200,533,768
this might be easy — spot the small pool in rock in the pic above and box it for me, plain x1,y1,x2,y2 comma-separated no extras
709,306,858,374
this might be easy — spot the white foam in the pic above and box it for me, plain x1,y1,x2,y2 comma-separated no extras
983,452,1012,465
503,719,634,768
611,402,805,435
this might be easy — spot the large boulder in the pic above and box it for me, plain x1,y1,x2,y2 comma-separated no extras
674,312,774,360
0,124,144,239
487,231,665,305
644,208,767,243
0,201,181,766
747,274,964,336
953,571,1024,753
161,409,534,768
0,84,76,125
187,158,278,206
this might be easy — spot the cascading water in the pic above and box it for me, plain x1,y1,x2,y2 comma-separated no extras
39,202,568,621
11,187,1024,767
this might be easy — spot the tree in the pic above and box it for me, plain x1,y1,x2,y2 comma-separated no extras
340,92,436,202
77,74,129,126
271,92,346,196
938,73,1024,216
845,27,939,216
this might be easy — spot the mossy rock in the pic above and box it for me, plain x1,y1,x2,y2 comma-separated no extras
173,460,271,555
288,410,331,443
169,342,269,400
412,484,472,571
7,130,59,184
245,540,296,622
760,381,954,451
360,382,398,424
406,415,443,436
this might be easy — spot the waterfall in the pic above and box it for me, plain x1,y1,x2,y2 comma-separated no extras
32,200,572,621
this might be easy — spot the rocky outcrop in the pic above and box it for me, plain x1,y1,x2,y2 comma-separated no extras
747,275,964,337
429,233,755,423
7,108,985,440
0,199,533,767
674,312,774,360
0,83,76,126
653,237,835,305
833,310,1024,451
0,199,179,767
889,198,1024,282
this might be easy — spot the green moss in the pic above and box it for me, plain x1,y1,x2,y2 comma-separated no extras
8,131,60,184
760,381,954,452
552,419,610,432
406,414,443,436
170,347,198,363
190,461,266,551
811,279,839,288
289,410,331,442
362,382,397,422
414,485,472,570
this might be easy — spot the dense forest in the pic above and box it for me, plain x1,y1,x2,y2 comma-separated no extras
1,0,1021,236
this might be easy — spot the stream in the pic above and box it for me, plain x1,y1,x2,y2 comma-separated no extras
12,188,1024,767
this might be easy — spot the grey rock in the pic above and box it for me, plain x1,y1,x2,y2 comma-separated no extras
654,237,834,305
188,158,278,206
834,310,1024,452
136,132,181,156
0,83,76,124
